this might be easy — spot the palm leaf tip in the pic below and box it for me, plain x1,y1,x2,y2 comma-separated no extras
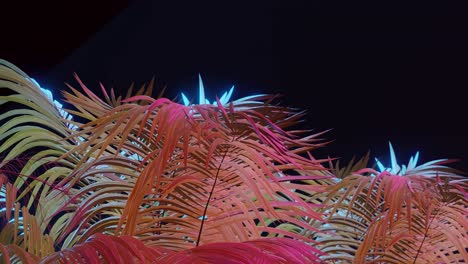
180,75,243,106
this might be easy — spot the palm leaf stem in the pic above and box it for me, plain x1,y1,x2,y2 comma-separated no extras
412,205,440,264
196,146,229,246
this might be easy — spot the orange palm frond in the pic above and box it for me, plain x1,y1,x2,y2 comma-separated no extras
58,79,330,250
314,153,468,263
2,59,466,263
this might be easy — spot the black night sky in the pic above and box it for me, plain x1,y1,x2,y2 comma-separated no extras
2,1,467,172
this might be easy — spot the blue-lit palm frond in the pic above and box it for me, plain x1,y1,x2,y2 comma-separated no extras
375,142,459,177
374,142,416,175
181,74,235,106
30,78,77,130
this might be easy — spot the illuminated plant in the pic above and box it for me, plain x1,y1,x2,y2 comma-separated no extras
0,59,466,263
0,60,327,263
310,144,468,263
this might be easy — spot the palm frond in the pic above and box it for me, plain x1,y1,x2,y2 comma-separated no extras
156,237,324,264
314,149,468,263
58,80,329,250
1,60,466,263
0,60,84,251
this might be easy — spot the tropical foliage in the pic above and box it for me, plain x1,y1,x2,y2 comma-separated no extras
0,59,467,263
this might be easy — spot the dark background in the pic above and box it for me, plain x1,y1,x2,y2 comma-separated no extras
1,1,467,172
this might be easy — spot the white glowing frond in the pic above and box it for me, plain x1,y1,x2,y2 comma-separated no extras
407,151,419,171
198,74,206,105
30,78,77,130
181,92,190,106
375,144,457,178
219,91,228,104
375,142,418,176
388,142,400,174
375,158,386,172
223,85,234,105
372,142,454,177
181,75,238,106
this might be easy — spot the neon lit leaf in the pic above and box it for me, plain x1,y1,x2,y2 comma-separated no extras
180,75,239,106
